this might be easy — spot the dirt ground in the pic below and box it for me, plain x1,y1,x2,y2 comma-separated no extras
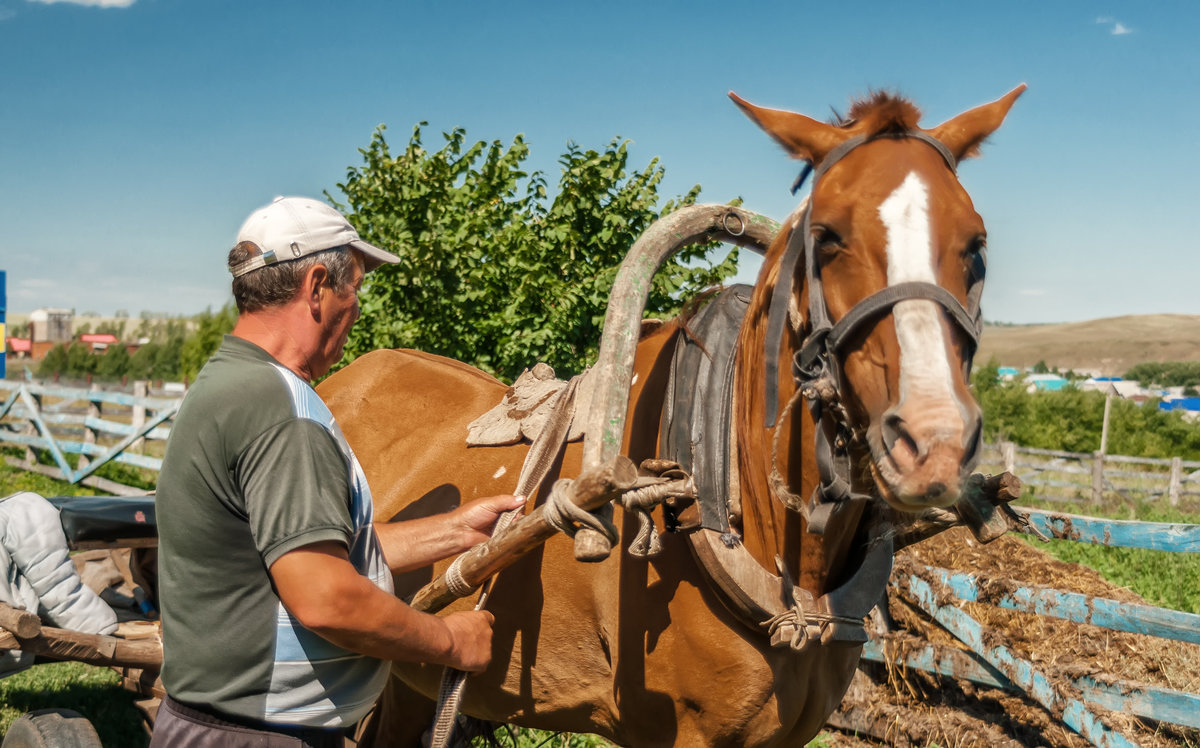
822,527,1200,747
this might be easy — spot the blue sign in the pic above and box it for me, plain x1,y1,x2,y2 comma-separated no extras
0,269,6,379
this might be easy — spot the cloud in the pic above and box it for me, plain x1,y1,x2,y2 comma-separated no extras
27,0,136,7
1095,16,1133,35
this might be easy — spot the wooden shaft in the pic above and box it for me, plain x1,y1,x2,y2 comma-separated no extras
410,457,638,614
0,602,42,638
0,625,162,669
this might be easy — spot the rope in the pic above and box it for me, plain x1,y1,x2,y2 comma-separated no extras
619,478,695,557
768,385,810,519
542,478,618,545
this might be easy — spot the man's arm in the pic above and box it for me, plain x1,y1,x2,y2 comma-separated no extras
269,541,494,671
373,494,525,573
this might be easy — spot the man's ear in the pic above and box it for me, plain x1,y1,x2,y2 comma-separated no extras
303,264,330,317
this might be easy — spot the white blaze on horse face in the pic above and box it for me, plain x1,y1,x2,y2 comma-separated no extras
878,173,959,433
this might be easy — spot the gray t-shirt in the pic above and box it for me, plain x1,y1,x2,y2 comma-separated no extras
156,335,391,727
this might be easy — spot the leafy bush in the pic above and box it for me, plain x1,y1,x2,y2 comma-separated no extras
334,124,738,381
1124,361,1200,388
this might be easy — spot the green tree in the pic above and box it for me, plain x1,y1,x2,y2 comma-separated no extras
37,344,69,377
95,344,131,380
1124,361,1200,389
65,343,96,377
334,124,737,381
180,304,238,380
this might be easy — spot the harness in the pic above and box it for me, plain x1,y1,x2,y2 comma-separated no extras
763,130,986,533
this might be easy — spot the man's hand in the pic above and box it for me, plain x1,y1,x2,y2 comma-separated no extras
375,494,526,573
441,610,496,672
452,494,527,548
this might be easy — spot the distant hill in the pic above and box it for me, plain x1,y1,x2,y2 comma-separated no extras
977,314,1200,377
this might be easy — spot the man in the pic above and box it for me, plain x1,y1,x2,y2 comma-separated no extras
152,196,522,747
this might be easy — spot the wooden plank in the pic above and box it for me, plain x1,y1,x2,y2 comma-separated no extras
3,457,146,496
0,625,161,669
71,403,178,484
0,434,164,471
862,639,1200,730
916,564,1200,644
897,571,1140,748
0,603,42,638
0,382,179,410
1015,508,1200,552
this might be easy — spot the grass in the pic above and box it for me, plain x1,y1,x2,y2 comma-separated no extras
1016,497,1200,614
0,662,147,747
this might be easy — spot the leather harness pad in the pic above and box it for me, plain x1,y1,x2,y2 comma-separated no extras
659,285,752,532
47,495,157,545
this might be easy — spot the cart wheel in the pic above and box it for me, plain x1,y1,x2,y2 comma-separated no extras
1,709,102,748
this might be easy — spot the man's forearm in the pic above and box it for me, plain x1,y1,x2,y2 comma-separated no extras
374,513,470,573
270,543,492,671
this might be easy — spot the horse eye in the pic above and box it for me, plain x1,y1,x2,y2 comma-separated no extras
966,235,987,255
812,225,845,254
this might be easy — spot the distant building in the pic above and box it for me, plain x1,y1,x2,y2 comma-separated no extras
997,366,1020,381
1024,373,1069,392
79,332,119,351
1160,397,1200,413
29,308,73,343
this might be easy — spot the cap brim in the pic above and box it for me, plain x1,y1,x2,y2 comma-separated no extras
350,239,401,273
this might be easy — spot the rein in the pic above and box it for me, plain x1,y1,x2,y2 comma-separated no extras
763,130,986,532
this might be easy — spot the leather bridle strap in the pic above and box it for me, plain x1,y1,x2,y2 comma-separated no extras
826,281,981,357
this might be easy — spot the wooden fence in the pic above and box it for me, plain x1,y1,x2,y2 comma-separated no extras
4,378,1200,508
0,380,183,496
845,509,1200,747
978,441,1200,507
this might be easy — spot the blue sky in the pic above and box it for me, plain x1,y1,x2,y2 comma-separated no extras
1,0,1196,324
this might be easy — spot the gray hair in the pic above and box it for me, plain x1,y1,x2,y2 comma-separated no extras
228,244,358,313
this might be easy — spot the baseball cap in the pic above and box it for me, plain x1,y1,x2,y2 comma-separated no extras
229,196,400,278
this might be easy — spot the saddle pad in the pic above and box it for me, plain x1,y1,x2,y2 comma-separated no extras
659,285,753,532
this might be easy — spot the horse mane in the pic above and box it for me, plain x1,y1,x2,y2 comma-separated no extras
833,91,923,135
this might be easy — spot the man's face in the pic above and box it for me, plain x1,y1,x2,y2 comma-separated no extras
314,251,365,377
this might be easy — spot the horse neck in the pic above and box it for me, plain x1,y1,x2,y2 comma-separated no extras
731,222,866,597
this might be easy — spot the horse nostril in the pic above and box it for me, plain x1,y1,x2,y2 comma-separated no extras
926,482,947,500
881,411,919,461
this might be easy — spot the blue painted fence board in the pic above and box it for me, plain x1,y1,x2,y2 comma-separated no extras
862,639,1200,730
898,571,1140,748
1015,508,1200,553
918,564,1200,644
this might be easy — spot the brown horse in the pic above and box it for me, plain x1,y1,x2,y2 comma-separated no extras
318,86,1025,747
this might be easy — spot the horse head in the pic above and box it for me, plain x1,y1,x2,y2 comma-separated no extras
732,87,1024,520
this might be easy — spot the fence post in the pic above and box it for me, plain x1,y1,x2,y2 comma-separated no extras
1001,441,1016,474
1091,451,1104,505
131,380,148,452
1169,457,1183,508
79,384,100,470
21,390,41,466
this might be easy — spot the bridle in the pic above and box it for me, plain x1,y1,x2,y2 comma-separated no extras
763,130,987,532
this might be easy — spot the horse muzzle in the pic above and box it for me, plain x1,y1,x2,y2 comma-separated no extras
867,397,982,510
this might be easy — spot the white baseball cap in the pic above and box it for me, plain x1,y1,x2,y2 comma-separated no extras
229,196,399,278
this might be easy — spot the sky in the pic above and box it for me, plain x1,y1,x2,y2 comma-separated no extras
1,0,1196,325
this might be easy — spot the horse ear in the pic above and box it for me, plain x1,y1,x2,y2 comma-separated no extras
929,84,1027,161
729,92,848,165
